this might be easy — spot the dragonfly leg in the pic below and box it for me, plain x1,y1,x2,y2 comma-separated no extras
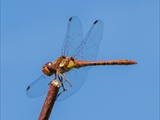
59,74,72,87
58,76,66,91
56,74,72,98
57,85,71,98
48,76,57,85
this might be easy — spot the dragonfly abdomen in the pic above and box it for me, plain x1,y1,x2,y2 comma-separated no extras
75,60,137,68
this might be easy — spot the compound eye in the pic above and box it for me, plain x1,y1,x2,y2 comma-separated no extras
48,62,52,66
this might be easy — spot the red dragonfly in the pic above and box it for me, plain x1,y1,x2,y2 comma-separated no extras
26,16,137,101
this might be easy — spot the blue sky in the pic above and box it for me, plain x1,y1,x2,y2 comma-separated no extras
1,0,159,120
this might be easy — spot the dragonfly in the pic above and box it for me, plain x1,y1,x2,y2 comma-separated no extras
26,16,137,101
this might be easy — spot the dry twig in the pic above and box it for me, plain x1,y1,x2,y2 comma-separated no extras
38,79,60,120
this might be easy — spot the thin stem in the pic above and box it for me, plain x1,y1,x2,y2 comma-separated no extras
38,79,60,120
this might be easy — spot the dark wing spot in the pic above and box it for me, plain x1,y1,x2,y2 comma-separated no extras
27,86,30,90
94,20,98,24
69,17,72,21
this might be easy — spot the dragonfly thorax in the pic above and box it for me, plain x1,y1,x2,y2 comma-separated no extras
42,62,56,76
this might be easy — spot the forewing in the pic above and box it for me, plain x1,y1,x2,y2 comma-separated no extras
26,75,53,98
74,20,103,61
61,16,83,57
56,68,88,101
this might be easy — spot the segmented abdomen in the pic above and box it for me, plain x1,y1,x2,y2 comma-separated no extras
75,60,137,68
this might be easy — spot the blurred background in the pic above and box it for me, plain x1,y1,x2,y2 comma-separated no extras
1,0,159,120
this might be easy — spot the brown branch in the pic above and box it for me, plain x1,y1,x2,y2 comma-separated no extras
38,79,60,120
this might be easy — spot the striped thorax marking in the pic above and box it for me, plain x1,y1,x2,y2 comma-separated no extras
58,57,75,71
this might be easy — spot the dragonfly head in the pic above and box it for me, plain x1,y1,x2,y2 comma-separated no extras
42,62,56,76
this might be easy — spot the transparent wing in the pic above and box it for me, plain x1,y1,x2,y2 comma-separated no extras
56,68,88,101
61,16,83,57
57,19,103,101
74,20,103,61
26,75,53,98
27,17,103,100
